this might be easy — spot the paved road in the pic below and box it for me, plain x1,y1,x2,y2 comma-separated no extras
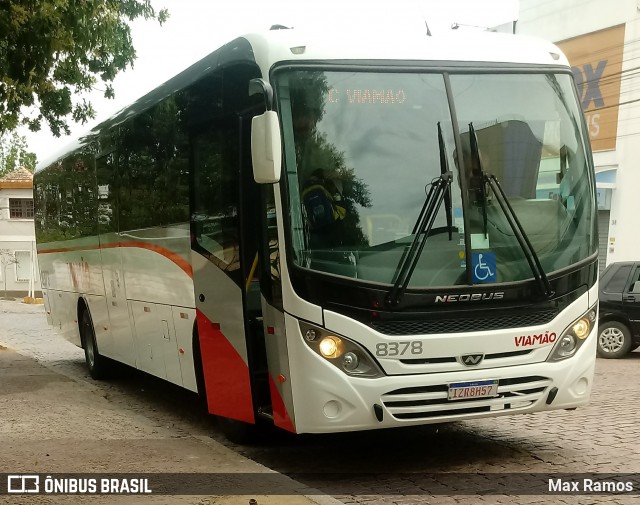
0,300,341,505
1,299,638,504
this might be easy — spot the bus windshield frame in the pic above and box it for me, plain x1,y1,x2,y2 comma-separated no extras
273,64,597,296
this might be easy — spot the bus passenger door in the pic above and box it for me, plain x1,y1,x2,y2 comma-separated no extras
189,112,256,424
241,110,296,433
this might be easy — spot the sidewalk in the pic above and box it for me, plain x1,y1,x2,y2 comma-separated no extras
0,299,344,505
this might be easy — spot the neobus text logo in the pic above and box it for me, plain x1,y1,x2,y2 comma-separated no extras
434,292,504,303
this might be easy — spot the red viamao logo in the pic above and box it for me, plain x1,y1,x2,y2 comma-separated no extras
514,332,557,347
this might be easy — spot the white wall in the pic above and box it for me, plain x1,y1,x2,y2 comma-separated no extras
0,186,41,296
517,0,636,41
611,14,640,262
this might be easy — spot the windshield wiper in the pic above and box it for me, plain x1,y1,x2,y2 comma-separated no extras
438,122,453,240
469,123,488,237
485,174,554,299
467,124,554,300
385,170,452,307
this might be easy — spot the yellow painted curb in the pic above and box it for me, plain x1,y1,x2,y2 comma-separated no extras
22,297,44,304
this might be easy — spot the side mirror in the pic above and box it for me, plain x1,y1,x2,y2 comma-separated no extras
251,110,282,184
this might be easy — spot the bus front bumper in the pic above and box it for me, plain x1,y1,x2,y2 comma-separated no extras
287,318,597,434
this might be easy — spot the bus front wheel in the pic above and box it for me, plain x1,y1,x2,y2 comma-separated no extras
217,416,264,445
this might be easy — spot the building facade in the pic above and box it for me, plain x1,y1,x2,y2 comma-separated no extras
0,167,41,298
517,0,640,270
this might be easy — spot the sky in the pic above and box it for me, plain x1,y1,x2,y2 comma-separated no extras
21,0,520,163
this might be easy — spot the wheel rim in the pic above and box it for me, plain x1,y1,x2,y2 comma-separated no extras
599,327,625,353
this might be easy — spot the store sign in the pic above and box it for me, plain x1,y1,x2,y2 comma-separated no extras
557,25,625,152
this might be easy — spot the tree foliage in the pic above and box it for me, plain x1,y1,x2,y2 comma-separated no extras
0,131,37,175
0,0,168,137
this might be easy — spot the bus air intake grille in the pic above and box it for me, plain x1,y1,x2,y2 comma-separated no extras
371,310,557,336
381,375,551,420
399,349,532,365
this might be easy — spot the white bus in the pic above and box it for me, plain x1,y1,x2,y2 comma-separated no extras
34,27,599,440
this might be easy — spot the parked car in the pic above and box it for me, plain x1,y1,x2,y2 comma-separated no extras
598,262,640,358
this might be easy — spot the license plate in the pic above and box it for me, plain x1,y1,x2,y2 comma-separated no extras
448,380,499,401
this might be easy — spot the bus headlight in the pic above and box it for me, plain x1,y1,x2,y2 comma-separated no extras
319,336,341,358
299,321,384,378
558,334,577,354
547,304,597,362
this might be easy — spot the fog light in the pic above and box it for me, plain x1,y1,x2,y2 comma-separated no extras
559,334,576,354
319,336,340,358
305,329,318,342
342,352,359,371
572,319,590,339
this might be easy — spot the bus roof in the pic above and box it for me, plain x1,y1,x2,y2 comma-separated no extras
36,28,568,172
244,28,568,70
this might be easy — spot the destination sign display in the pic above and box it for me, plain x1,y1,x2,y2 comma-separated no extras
327,88,407,105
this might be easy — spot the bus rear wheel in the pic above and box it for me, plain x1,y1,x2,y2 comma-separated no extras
80,309,111,379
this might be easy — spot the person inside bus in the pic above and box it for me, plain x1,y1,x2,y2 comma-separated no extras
290,94,348,248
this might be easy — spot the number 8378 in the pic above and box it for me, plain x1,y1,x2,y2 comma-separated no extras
375,341,423,357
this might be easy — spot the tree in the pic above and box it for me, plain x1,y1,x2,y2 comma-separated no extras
0,131,37,175
0,249,18,300
0,0,168,137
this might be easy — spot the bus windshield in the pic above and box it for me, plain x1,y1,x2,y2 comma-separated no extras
275,69,596,288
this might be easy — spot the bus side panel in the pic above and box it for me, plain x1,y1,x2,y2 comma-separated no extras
36,252,55,327
171,306,197,392
120,225,194,307
129,300,183,384
41,287,53,326
192,252,255,424
48,290,81,346
113,225,195,369
36,243,106,348
98,242,135,365
261,300,296,432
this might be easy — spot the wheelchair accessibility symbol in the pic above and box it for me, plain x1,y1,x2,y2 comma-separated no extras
472,252,497,283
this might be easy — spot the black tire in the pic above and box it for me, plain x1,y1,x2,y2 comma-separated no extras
217,416,263,445
597,321,632,359
192,328,208,406
80,308,111,379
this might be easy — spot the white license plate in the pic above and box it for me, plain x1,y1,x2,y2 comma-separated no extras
447,380,499,401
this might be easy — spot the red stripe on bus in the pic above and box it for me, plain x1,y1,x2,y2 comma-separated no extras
117,241,193,277
268,374,296,433
38,242,193,278
196,309,255,424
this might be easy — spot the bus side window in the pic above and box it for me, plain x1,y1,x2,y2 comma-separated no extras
191,125,241,276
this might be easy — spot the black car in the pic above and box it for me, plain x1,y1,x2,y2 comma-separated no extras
598,262,640,358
